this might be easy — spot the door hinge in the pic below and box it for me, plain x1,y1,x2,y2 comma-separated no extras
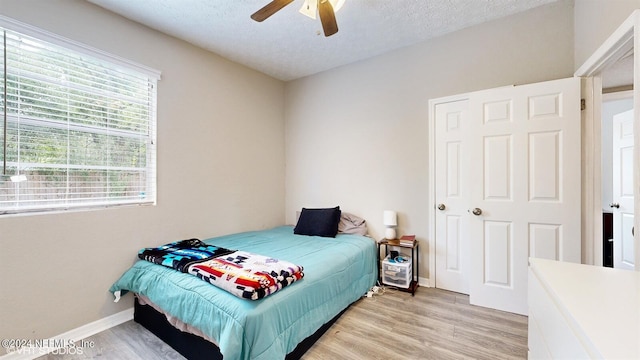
581,99,586,111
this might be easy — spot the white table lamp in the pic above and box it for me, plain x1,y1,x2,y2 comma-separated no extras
383,210,397,239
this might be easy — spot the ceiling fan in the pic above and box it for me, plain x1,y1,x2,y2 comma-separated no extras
251,0,344,37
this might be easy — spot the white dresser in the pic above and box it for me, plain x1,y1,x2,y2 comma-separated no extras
528,258,640,359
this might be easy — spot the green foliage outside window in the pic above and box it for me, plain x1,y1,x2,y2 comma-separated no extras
0,26,158,213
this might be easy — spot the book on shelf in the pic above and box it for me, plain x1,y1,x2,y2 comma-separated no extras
399,234,416,246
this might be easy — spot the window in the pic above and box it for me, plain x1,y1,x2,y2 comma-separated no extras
0,17,160,215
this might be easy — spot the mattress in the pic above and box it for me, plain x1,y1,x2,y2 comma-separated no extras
110,226,377,360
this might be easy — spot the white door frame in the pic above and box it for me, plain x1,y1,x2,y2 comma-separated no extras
575,9,640,270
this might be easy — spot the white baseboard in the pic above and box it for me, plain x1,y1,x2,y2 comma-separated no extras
1,308,133,360
418,276,431,287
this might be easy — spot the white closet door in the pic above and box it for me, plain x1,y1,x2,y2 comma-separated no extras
467,77,581,315
434,99,471,294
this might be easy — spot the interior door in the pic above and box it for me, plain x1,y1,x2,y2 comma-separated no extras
434,99,470,294
612,109,635,270
467,77,581,315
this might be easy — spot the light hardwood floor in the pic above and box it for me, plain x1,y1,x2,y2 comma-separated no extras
38,287,527,360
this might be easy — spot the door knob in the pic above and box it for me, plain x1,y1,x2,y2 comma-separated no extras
610,203,620,209
437,203,446,211
471,208,483,216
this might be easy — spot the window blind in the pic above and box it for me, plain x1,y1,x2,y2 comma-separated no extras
0,23,159,214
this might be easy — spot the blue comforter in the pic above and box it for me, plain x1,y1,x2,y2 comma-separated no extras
110,226,377,360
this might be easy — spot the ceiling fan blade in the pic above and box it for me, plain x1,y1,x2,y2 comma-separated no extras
251,0,295,22
318,0,338,36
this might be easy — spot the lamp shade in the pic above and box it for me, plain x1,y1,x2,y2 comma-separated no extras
383,210,397,226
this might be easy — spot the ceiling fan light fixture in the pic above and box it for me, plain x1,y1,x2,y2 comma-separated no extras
299,0,318,19
299,0,346,20
253,0,341,37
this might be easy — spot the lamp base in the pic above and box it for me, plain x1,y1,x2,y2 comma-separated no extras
385,228,396,240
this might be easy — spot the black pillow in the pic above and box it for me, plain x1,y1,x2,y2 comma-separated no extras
294,206,342,238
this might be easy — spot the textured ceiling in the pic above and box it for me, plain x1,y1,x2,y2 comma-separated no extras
87,0,558,81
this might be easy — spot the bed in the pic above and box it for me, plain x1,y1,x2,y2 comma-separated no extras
110,224,377,359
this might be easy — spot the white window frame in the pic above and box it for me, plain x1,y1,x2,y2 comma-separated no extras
0,15,161,215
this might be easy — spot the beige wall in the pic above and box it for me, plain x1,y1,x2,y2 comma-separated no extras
0,0,285,349
284,0,575,282
4,0,631,349
574,0,640,70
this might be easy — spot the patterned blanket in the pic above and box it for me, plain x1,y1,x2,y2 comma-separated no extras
188,251,304,300
138,238,234,272
138,240,304,300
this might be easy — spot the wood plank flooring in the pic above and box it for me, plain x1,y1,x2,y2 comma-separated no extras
37,287,527,360
36,320,185,360
303,287,527,360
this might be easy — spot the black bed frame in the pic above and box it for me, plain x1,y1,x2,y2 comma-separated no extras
133,297,348,360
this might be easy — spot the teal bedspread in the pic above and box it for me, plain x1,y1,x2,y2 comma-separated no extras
110,226,377,360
